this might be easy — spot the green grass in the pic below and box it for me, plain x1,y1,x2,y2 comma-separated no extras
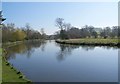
0,49,2,84
56,38,119,46
0,48,31,83
0,49,1,53
2,57,30,82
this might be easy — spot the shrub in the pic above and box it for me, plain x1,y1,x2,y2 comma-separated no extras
6,62,10,66
17,71,21,74
19,75,23,78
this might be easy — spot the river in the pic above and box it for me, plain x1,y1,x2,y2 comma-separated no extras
5,40,119,82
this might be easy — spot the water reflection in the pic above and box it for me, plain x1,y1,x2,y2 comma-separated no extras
80,45,95,51
102,46,118,50
41,42,46,52
4,40,119,61
55,43,118,61
56,43,79,61
4,40,118,82
4,40,47,60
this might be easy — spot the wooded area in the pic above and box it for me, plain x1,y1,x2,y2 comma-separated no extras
55,18,120,39
2,23,47,43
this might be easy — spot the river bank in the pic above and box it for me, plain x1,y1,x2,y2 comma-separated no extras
2,39,44,48
55,38,120,46
1,40,39,82
2,55,31,83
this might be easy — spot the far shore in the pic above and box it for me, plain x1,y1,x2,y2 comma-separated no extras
55,38,120,46
2,39,45,48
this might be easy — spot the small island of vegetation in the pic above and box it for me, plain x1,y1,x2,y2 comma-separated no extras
54,18,120,47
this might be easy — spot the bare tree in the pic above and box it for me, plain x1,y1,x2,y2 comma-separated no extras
40,28,45,35
55,18,64,30
25,23,31,40
40,28,46,39
63,23,71,31
66,23,71,31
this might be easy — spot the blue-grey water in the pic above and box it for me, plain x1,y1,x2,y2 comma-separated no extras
5,40,118,82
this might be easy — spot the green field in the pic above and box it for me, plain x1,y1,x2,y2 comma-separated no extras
56,38,119,46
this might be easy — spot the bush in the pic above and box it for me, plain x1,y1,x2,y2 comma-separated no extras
17,71,21,74
6,62,10,66
19,75,23,78
10,66,13,69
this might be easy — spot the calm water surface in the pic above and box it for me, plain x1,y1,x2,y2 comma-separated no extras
5,40,118,82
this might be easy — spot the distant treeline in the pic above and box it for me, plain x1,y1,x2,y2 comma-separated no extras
54,18,120,39
2,23,47,43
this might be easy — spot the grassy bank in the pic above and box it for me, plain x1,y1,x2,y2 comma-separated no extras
1,47,31,83
2,57,31,82
1,39,46,83
2,39,45,48
0,48,2,84
2,41,24,48
56,38,120,46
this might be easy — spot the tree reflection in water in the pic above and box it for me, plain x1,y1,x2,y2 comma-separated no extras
80,45,95,51
56,43,79,61
4,40,47,60
55,43,118,61
4,41,118,61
